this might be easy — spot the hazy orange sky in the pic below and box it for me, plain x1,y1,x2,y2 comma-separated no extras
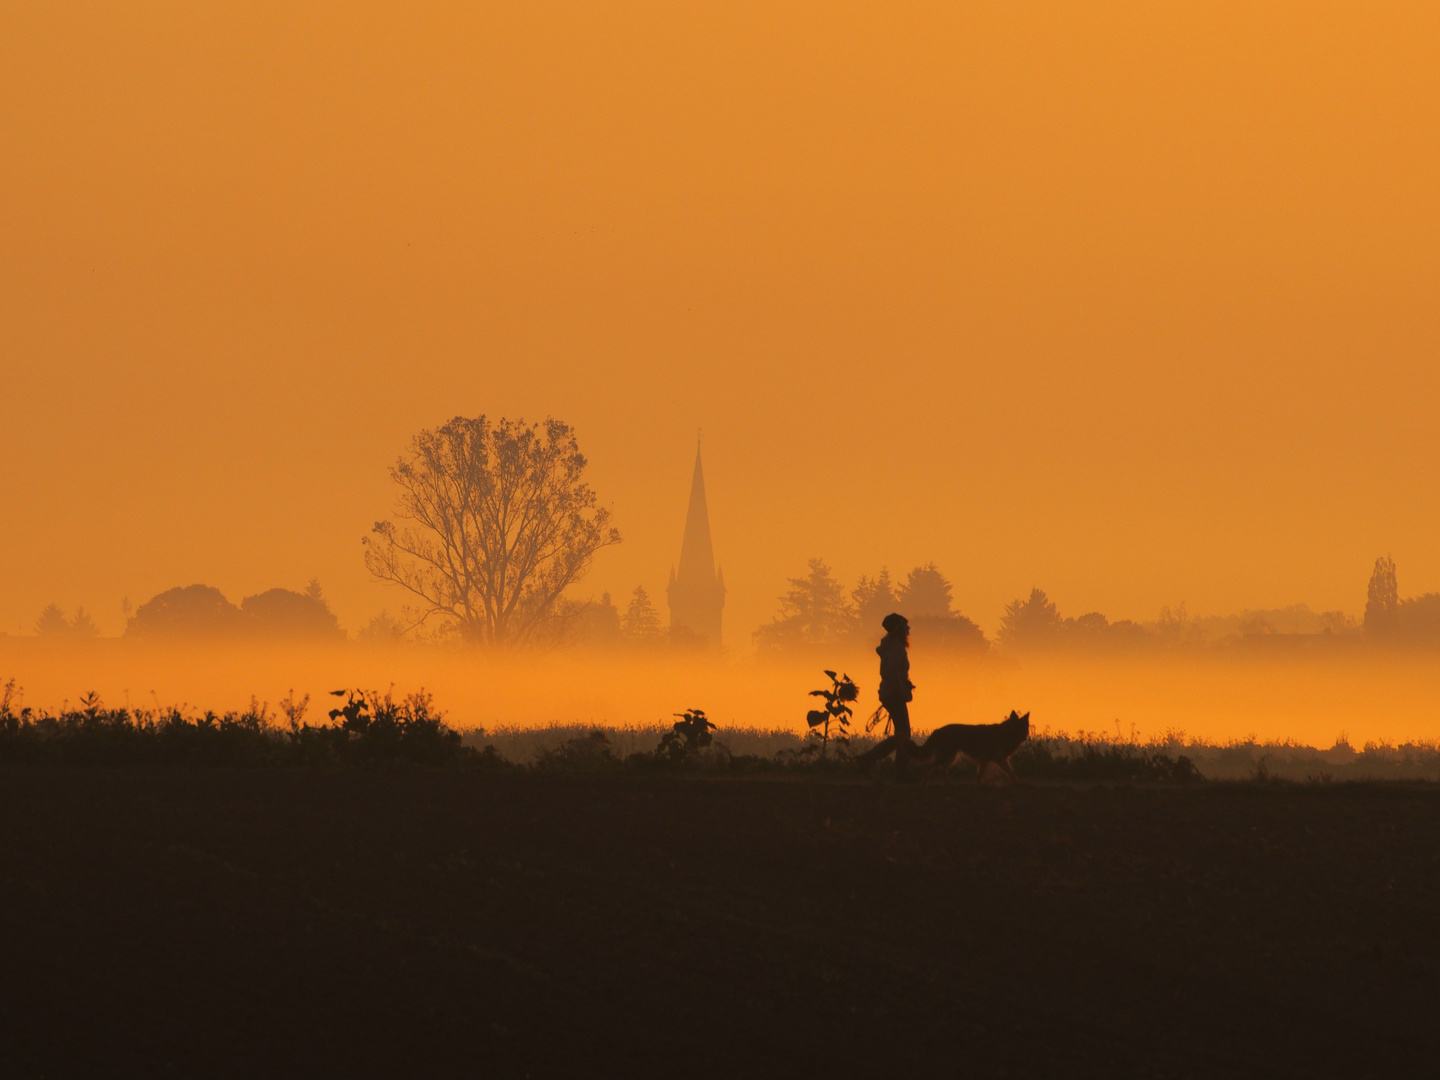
4,1,1439,643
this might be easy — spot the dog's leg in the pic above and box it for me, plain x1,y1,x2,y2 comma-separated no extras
998,756,1020,783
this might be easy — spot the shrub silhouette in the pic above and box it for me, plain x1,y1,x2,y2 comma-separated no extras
321,688,463,763
532,730,619,771
804,670,859,759
0,681,484,767
652,708,718,767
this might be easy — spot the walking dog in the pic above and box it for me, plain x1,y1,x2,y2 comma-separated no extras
908,710,1031,781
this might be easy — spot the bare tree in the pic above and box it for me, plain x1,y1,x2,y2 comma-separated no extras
363,416,621,646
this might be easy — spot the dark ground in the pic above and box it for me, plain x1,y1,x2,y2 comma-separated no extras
2,769,1437,1078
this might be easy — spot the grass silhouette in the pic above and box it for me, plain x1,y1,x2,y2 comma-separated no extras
6,678,1440,781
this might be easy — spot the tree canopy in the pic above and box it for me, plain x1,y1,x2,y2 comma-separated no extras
622,586,664,642
33,604,99,638
125,584,343,640
897,563,954,619
753,558,854,649
998,588,1063,649
363,415,620,646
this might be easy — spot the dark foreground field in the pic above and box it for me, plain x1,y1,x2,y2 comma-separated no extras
2,771,1437,1078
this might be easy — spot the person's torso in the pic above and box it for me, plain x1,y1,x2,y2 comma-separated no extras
877,639,911,701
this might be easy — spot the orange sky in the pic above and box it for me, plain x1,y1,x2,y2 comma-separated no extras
3,1,1438,643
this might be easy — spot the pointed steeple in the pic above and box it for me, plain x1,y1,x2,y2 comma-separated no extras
667,442,726,647
677,445,716,585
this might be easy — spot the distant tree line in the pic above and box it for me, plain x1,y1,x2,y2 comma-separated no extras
742,554,1440,656
752,560,987,652
33,605,100,639
122,580,343,641
563,585,697,650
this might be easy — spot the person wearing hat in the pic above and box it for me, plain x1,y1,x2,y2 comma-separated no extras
859,612,917,780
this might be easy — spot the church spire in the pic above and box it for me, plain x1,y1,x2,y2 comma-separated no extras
678,443,715,584
667,442,726,647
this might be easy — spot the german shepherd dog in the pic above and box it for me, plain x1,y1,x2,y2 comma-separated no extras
910,711,1031,782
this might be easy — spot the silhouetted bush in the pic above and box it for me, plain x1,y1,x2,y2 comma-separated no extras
648,708,719,767
802,670,859,759
532,730,620,772
0,680,490,768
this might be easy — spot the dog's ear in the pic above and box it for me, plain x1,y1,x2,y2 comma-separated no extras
1007,710,1019,721
1021,712,1030,722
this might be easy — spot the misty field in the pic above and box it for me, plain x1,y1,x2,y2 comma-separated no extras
3,766,1438,1077
7,637,1440,751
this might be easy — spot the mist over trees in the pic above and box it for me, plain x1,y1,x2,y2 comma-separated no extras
753,558,854,648
996,589,1152,652
363,416,620,646
1363,556,1440,643
356,609,407,644
241,581,344,640
567,592,622,645
124,582,343,641
753,560,986,652
622,586,664,643
746,555,1440,657
33,604,99,639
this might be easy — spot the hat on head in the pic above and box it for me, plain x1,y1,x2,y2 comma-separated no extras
881,612,909,634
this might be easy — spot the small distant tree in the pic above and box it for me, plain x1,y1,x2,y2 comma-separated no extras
851,569,898,636
998,588,1063,650
622,586,664,642
568,592,622,645
754,558,853,649
69,607,100,638
363,416,621,646
897,563,954,619
891,564,989,652
1318,610,1357,635
358,609,408,643
1365,556,1399,634
1152,602,1204,647
34,604,70,636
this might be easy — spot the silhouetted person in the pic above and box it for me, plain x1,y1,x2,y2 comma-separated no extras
859,613,917,780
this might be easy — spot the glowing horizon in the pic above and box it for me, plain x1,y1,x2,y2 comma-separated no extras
4,2,1439,741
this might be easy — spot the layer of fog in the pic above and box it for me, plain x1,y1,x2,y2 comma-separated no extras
4,639,1438,749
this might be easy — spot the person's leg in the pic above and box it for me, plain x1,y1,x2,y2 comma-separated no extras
891,701,913,781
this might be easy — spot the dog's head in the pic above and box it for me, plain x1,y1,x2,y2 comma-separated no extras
1004,710,1031,741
